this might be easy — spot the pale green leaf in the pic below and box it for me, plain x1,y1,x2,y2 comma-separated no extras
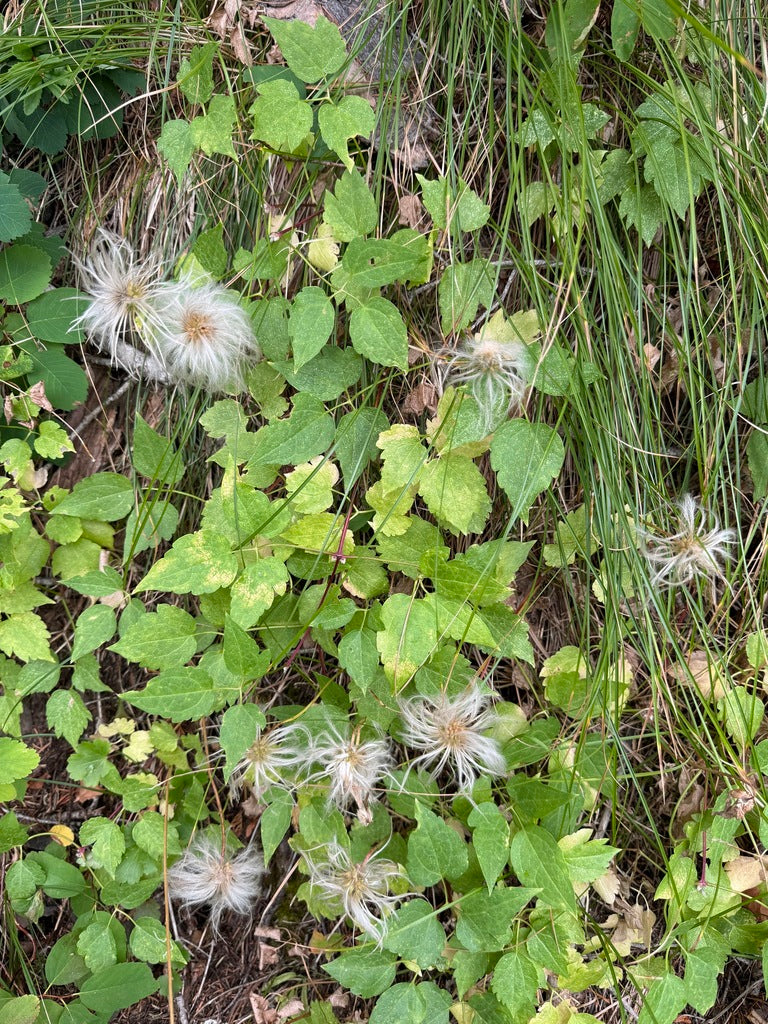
377,594,437,686
323,170,377,242
318,96,375,171
46,689,91,747
0,738,40,784
263,14,347,83
289,286,335,369
350,297,408,371
489,420,565,522
250,79,313,152
178,41,216,104
157,119,195,184
190,93,236,158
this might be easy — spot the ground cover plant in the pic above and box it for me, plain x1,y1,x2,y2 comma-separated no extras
1,0,768,1021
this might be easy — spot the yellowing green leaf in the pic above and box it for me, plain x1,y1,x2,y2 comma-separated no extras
418,454,490,536
136,530,238,595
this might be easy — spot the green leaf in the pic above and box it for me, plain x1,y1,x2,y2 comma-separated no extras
407,802,469,886
132,414,185,485
323,170,377,242
335,406,389,488
642,141,711,220
18,342,88,410
418,455,490,536
318,96,376,171
378,424,427,494
377,594,437,687
80,817,126,876
77,920,118,972
0,995,40,1024
611,0,641,59
285,457,338,513
0,178,32,245
290,286,335,369
263,14,347,83
455,886,536,952
417,175,490,233
34,421,75,460
350,297,408,371
248,393,335,468
260,788,293,866
719,686,765,748
46,689,91,747
54,472,134,521
369,984,425,1024
0,738,39,785
133,811,181,859
71,604,116,660
123,499,179,558
178,41,216,104
468,803,510,891
438,259,494,333
29,850,86,898
637,974,687,1024
382,899,446,969
619,182,663,247
0,611,52,662
26,287,88,344
0,811,30,852
223,615,269,680
338,628,379,691
491,949,541,1019
190,94,236,158
748,431,768,499
684,948,721,1014
79,963,158,1013
219,703,266,782
509,826,578,912
0,243,51,304
67,739,112,786
136,530,238,595
250,79,313,151
275,346,362,401
111,603,197,669
490,420,565,522
126,667,217,722
324,949,397,998
157,119,195,184
130,916,187,965
45,933,88,987
343,236,426,289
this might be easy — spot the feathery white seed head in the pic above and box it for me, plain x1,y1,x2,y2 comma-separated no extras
229,723,309,799
167,833,263,931
399,681,506,792
308,724,395,824
72,229,167,363
304,842,402,944
442,330,533,430
640,494,736,589
152,275,261,392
